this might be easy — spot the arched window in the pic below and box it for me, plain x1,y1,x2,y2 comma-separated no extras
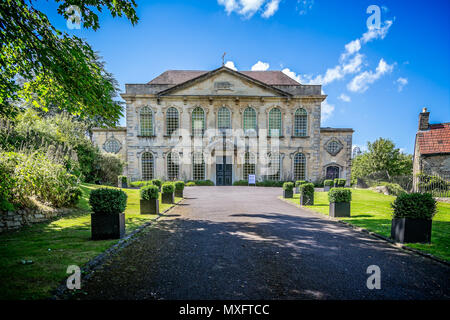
267,152,281,181
294,108,307,137
192,152,205,180
141,152,154,180
268,108,282,137
166,107,179,136
243,107,257,135
140,106,153,136
217,106,231,133
167,152,180,180
243,152,256,179
103,138,121,154
294,153,306,181
192,107,205,136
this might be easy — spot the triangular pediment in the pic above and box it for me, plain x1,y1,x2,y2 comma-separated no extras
157,67,291,97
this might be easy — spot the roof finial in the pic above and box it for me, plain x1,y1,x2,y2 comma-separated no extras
222,52,226,66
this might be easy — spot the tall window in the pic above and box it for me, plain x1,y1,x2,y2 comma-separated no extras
293,153,306,181
192,107,205,136
217,106,231,133
294,108,307,137
243,107,257,135
167,152,180,180
141,152,154,180
166,107,179,136
140,107,153,136
193,152,205,180
243,152,256,179
268,108,282,137
266,152,281,181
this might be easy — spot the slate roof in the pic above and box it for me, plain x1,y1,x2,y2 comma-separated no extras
148,70,301,86
417,123,450,155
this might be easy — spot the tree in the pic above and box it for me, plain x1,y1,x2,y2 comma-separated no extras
0,0,138,125
352,138,413,182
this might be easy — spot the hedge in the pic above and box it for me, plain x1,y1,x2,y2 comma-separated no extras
391,193,437,220
162,182,175,193
328,188,352,203
323,180,334,187
140,185,159,200
174,181,185,191
299,183,314,196
89,188,127,214
283,182,294,191
334,178,346,187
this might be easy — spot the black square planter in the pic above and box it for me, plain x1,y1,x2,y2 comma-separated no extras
283,189,293,198
329,202,351,217
391,218,432,243
175,189,183,198
162,192,174,204
300,193,314,206
91,213,125,240
140,199,159,215
120,182,128,189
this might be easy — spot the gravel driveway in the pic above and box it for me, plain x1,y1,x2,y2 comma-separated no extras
78,186,450,300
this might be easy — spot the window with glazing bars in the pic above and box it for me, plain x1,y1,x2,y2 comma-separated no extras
327,141,341,155
192,152,205,180
140,107,153,136
104,139,120,154
243,152,256,178
141,152,154,180
192,107,205,136
243,107,257,135
266,152,280,181
294,153,306,181
217,107,231,133
166,107,179,136
268,108,282,137
294,108,307,137
167,152,180,180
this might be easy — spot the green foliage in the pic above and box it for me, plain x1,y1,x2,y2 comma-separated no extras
174,181,185,191
417,173,450,197
186,181,196,187
194,180,215,186
91,153,124,186
118,175,128,184
140,185,159,200
256,180,284,187
283,182,294,191
324,180,334,187
162,182,175,194
334,178,346,187
377,182,406,196
391,193,437,220
295,180,307,187
299,183,314,197
151,179,162,188
130,181,152,188
233,180,248,186
89,188,127,214
328,188,352,203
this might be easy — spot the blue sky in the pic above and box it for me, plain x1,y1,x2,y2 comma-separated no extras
37,0,450,154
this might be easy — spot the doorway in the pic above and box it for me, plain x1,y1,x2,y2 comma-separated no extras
216,155,232,186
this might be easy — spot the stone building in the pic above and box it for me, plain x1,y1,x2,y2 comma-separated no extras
92,66,354,185
413,108,450,186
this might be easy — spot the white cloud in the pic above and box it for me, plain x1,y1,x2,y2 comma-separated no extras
218,0,239,14
282,68,318,84
347,59,394,93
297,0,314,15
396,77,408,92
361,20,393,44
225,61,237,70
251,61,270,71
321,100,335,122
338,94,351,102
262,0,280,18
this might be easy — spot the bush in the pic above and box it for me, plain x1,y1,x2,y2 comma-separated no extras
233,180,248,186
140,185,159,200
324,180,334,187
295,180,307,187
328,188,352,203
194,180,215,186
174,181,185,191
92,153,124,186
283,182,294,191
151,179,162,188
118,175,128,184
334,179,346,187
256,180,284,187
89,188,127,215
162,182,175,193
186,181,196,187
378,182,405,196
130,180,152,188
299,183,314,197
391,193,437,220
0,153,16,211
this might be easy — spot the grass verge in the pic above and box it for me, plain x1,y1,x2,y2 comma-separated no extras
283,189,450,262
0,183,182,300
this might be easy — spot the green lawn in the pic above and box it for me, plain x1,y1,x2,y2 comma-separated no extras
284,189,450,262
0,183,182,300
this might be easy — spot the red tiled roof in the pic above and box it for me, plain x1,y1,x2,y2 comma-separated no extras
148,70,301,86
417,123,450,155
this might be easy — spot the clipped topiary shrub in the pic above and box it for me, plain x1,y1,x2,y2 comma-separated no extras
295,180,307,187
175,181,185,191
89,188,127,215
162,182,175,194
283,182,294,191
299,183,314,205
118,175,127,184
334,178,346,187
151,179,162,188
324,180,334,187
328,188,352,203
140,185,159,200
194,180,215,186
233,180,248,186
391,193,437,220
186,181,196,186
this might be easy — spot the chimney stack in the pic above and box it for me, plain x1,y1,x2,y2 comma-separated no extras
418,108,430,131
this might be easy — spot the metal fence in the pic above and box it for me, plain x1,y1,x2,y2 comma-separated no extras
414,172,450,198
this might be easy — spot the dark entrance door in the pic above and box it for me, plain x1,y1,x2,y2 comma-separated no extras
216,156,232,186
326,166,340,180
